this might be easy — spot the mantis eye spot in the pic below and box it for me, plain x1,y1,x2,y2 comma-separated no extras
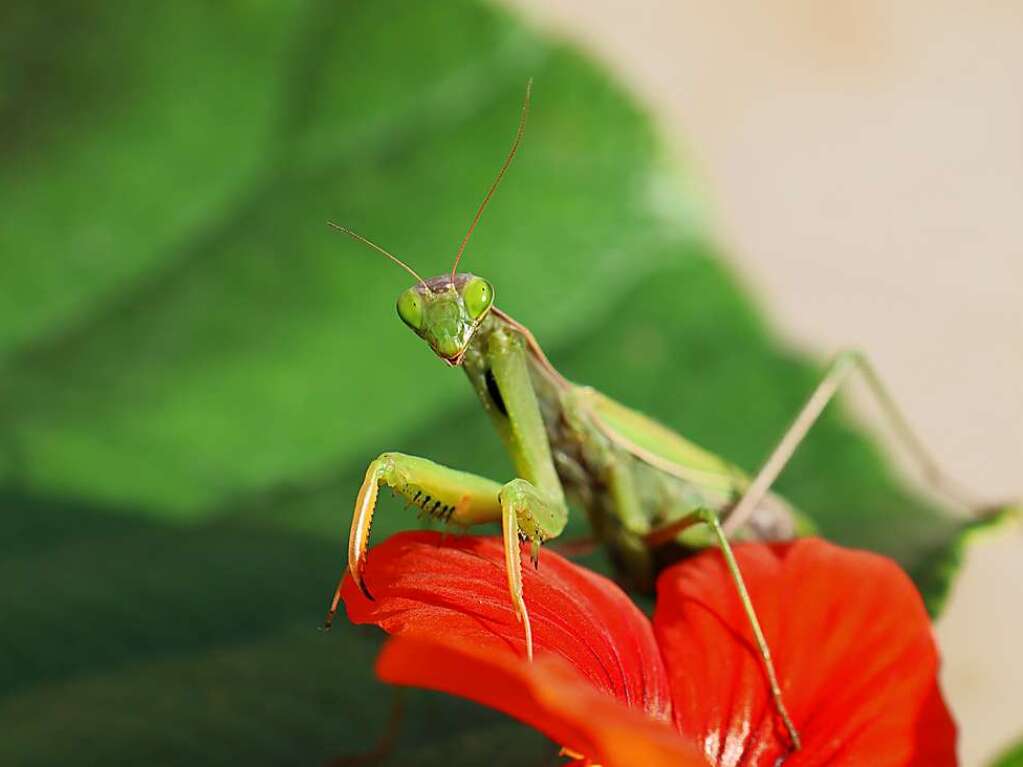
396,290,423,330
462,277,494,319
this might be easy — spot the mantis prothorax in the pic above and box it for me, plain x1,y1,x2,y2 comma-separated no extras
323,81,982,753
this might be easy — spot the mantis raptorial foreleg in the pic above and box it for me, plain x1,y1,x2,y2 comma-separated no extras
323,451,565,660
336,452,502,602
326,326,570,658
499,479,565,659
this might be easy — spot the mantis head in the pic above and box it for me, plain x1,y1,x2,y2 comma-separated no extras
396,273,495,366
330,79,530,367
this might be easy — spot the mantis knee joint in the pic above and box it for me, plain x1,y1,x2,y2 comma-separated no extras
695,507,719,527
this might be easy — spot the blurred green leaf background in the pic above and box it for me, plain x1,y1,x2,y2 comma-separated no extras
0,1,996,764
992,739,1023,767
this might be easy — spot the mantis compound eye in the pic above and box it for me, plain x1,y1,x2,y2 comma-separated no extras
396,289,424,330
462,277,494,319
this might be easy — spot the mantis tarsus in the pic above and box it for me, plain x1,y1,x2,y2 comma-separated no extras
323,81,981,753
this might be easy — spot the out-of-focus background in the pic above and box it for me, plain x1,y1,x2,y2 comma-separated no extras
1,2,1019,766
506,2,1023,764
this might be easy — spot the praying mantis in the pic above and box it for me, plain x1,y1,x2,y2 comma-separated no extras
322,82,980,752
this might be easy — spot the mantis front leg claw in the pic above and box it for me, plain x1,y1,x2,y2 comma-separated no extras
498,478,561,661
323,455,389,628
501,495,534,661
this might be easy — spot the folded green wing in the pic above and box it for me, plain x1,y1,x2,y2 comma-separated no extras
582,387,749,496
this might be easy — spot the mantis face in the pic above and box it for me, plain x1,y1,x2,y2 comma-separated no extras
396,273,495,366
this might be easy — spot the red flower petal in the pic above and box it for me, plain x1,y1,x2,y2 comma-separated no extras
377,635,709,767
654,538,957,766
342,531,672,722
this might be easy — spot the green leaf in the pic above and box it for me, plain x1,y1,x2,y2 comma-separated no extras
1,1,1005,765
992,738,1023,767
1,0,672,514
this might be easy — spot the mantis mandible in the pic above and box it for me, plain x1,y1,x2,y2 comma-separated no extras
323,81,979,752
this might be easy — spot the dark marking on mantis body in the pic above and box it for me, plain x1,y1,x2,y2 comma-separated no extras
485,368,507,417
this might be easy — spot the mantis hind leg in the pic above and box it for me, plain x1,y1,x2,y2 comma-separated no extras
723,349,981,536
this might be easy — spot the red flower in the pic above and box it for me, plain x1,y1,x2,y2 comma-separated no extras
342,533,956,767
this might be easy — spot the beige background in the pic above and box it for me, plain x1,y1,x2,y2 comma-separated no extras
505,1,1023,764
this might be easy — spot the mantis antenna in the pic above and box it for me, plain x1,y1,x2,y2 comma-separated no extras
450,78,533,281
327,221,428,288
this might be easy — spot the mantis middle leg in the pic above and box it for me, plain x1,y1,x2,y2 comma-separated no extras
659,506,803,752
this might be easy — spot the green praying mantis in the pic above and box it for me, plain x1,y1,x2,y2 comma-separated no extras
322,82,983,752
